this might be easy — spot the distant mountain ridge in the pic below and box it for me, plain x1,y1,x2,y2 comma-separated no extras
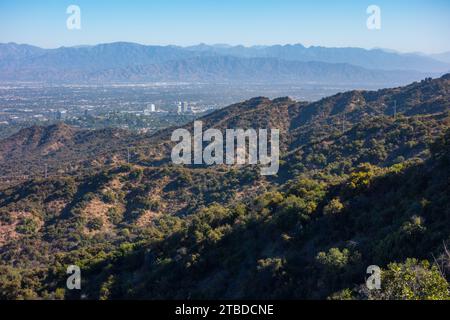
55,56,433,85
186,43,450,72
432,51,450,64
0,42,448,85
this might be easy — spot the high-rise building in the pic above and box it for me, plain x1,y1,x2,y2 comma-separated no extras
183,101,189,113
56,110,67,120
144,104,156,116
177,102,182,114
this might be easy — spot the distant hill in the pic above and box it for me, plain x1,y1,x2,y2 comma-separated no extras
186,43,450,72
0,42,447,85
77,56,433,85
0,123,137,180
431,51,450,64
0,43,45,61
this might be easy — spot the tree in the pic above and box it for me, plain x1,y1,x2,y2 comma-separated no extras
367,259,450,300
323,198,344,215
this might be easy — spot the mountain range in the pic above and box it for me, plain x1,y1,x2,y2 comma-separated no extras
1,42,449,85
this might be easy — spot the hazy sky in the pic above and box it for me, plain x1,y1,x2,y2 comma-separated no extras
1,0,449,53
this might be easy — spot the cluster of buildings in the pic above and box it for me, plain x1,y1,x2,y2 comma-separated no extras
177,101,191,114
143,104,157,115
144,101,213,115
55,109,68,120
176,101,209,114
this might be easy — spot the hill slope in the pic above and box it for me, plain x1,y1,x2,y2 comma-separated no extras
0,75,449,299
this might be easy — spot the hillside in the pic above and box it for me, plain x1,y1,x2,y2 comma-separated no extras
0,123,137,179
0,74,449,299
77,130,450,299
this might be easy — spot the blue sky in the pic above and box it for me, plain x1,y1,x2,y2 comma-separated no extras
0,0,449,53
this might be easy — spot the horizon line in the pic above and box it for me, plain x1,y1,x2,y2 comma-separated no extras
2,41,447,56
